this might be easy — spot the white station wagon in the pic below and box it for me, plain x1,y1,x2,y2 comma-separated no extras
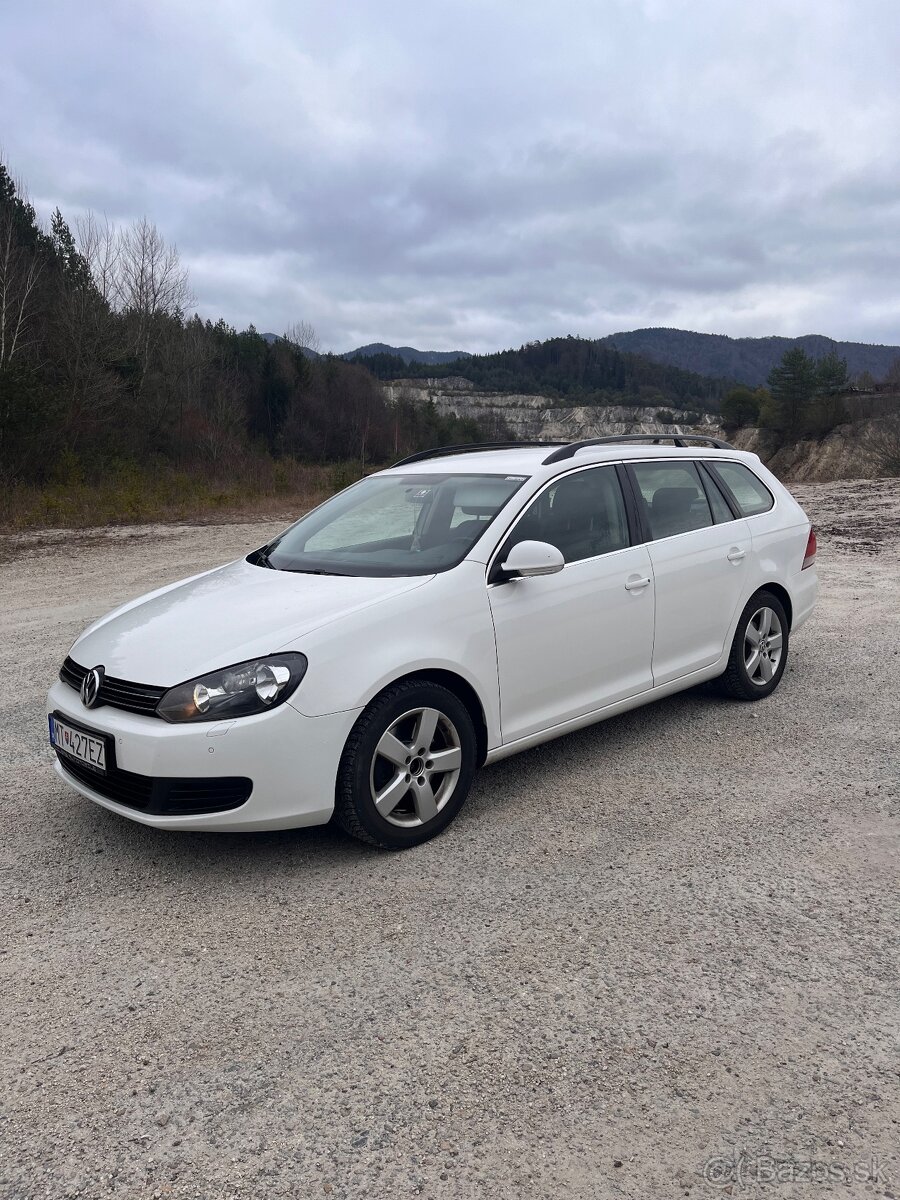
48,436,818,848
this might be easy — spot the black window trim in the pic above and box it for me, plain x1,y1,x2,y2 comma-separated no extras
705,460,776,518
486,460,635,584
697,460,742,521
615,461,650,545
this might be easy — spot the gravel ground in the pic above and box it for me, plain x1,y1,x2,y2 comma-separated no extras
1,480,898,1200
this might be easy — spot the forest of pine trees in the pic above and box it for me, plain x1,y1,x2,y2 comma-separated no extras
0,163,487,492
350,336,729,409
1,157,880,517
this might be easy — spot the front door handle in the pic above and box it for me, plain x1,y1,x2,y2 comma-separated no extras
624,575,651,592
727,548,746,563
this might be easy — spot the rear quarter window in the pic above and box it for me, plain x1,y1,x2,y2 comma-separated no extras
712,462,774,516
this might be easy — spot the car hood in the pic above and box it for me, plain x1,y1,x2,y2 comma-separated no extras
70,559,431,686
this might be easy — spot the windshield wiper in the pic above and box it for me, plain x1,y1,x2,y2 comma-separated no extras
285,568,350,576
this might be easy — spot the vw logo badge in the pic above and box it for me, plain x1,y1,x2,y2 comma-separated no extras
81,666,104,709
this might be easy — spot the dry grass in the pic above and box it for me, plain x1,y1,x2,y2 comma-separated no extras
0,457,371,533
866,414,900,478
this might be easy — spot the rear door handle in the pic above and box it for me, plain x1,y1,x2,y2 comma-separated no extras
624,575,651,592
727,548,746,563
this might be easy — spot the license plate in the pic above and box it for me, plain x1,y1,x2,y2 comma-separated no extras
50,715,107,773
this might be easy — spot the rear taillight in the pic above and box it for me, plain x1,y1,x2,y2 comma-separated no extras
802,527,817,570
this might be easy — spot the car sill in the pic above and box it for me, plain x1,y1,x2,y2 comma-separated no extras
484,659,725,764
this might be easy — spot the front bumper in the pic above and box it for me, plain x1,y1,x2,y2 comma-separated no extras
46,679,361,831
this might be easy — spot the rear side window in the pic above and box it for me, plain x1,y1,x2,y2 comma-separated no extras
629,461,713,540
712,462,774,516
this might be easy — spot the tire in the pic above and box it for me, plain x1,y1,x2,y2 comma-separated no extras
334,679,478,848
716,589,790,701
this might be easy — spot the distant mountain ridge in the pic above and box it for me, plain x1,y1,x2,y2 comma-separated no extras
357,335,728,410
601,328,900,387
262,328,900,388
344,343,471,365
262,335,470,366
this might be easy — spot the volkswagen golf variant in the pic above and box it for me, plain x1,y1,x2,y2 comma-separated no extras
47,436,818,848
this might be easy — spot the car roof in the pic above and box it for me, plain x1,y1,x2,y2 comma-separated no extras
380,444,759,478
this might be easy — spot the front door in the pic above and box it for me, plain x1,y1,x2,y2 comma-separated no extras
488,465,655,743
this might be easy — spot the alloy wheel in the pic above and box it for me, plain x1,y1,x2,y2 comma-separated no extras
368,706,463,828
744,606,783,686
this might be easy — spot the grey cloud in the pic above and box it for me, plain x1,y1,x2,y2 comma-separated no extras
4,0,899,352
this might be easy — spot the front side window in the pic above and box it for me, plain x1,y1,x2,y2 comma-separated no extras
711,461,775,516
630,461,713,540
254,473,527,577
500,465,629,565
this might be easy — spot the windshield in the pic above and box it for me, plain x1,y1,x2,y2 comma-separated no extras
252,472,529,577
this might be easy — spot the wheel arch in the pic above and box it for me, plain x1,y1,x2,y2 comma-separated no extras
372,669,490,766
757,581,793,630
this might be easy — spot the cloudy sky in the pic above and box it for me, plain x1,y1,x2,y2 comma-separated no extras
3,0,899,352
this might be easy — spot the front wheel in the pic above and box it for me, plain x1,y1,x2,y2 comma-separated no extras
716,590,790,701
334,679,477,848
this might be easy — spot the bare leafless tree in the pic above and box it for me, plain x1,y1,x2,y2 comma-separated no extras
283,319,321,356
0,204,43,371
76,213,120,306
113,218,194,398
117,217,193,318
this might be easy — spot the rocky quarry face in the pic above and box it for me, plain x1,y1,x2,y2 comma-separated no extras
733,419,895,482
384,377,900,481
383,377,725,442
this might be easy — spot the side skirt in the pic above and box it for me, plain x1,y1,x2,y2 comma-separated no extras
483,659,726,765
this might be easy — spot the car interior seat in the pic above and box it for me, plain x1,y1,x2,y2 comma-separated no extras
545,482,602,562
649,486,703,538
448,482,516,543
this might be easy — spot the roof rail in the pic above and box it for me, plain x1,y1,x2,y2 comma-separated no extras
391,440,565,468
542,433,734,465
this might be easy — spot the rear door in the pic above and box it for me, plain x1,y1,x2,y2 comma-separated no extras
625,459,751,686
488,464,655,743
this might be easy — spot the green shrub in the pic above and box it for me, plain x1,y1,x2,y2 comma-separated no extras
720,388,762,430
328,461,365,492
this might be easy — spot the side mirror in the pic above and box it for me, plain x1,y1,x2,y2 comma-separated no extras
501,539,565,578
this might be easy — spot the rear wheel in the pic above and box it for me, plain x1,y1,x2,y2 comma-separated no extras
334,679,477,848
716,590,790,701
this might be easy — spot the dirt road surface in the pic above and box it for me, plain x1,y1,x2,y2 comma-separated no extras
1,479,898,1199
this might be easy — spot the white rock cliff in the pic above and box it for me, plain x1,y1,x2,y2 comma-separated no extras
383,377,725,443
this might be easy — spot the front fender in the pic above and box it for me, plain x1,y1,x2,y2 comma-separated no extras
286,562,501,748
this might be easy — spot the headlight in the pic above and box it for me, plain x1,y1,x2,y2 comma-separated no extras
157,654,308,723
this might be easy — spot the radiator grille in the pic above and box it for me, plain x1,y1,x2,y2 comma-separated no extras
60,657,166,717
